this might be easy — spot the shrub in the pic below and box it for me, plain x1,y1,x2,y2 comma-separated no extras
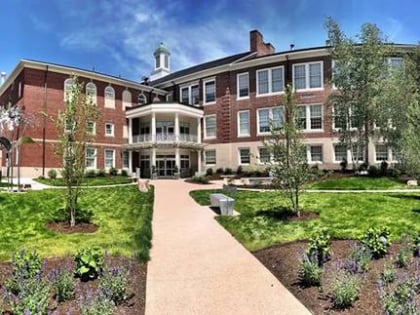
395,243,411,268
380,160,388,176
379,262,396,284
358,162,368,172
331,271,361,309
84,169,96,178
297,254,322,287
361,226,391,259
48,169,57,179
368,165,380,177
236,165,243,175
216,168,224,174
224,167,233,175
100,265,129,306
75,248,103,281
412,232,420,257
120,169,128,177
96,169,106,177
108,167,118,176
187,175,209,185
344,244,371,274
340,158,348,172
79,291,114,315
306,228,331,266
206,168,214,176
52,267,76,302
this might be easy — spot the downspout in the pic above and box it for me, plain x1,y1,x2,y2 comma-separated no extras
42,66,48,177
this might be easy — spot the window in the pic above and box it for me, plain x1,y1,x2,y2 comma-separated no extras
293,62,323,90
239,148,251,165
85,147,96,168
391,148,401,162
105,123,114,136
334,144,347,162
388,57,403,69
297,104,323,131
104,86,115,108
180,84,199,105
237,111,250,137
204,115,216,139
257,107,284,134
64,78,74,101
138,93,147,105
351,144,365,162
180,154,190,170
333,105,362,130
86,82,97,105
18,81,22,98
122,90,132,109
104,149,115,168
375,144,388,161
180,123,190,135
309,145,323,163
122,151,129,169
205,150,216,165
237,73,249,98
258,147,271,163
155,55,160,68
257,67,284,95
203,79,216,104
86,121,96,134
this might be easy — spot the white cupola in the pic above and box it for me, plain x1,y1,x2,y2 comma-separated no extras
150,42,171,81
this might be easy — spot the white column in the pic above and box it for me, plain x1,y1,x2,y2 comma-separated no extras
175,112,179,142
152,148,156,175
151,112,156,142
128,118,133,144
197,150,202,173
175,147,180,170
197,117,201,143
128,151,133,173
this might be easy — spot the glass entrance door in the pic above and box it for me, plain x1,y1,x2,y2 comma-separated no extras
156,155,176,177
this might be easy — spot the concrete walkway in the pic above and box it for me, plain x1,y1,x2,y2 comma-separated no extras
145,179,311,315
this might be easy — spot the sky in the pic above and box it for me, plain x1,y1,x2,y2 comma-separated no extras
1,0,420,82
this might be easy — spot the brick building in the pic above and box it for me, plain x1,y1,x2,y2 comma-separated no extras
0,30,413,178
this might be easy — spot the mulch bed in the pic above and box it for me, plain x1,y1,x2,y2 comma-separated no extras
254,240,419,315
0,256,147,315
46,222,99,234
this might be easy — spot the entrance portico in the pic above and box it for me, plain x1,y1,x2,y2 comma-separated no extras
125,102,204,178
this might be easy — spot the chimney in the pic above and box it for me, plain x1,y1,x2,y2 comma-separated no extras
250,30,275,56
0,72,6,85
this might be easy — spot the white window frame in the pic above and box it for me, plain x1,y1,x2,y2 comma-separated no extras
257,107,285,135
104,149,115,169
256,66,285,96
237,72,249,99
105,123,114,137
86,82,97,105
86,121,96,135
293,61,323,91
238,148,251,165
138,93,147,105
85,147,97,169
375,144,389,162
205,150,216,165
64,78,74,101
180,83,199,105
307,145,323,164
122,151,129,169
332,105,360,131
258,147,271,164
203,78,216,104
333,143,365,163
204,115,216,139
297,104,323,132
104,85,115,108
122,89,132,110
237,110,250,137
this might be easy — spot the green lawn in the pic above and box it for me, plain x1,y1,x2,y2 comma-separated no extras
0,185,153,261
35,176,133,186
307,176,416,190
190,189,420,251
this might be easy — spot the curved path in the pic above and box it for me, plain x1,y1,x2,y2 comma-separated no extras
145,179,311,315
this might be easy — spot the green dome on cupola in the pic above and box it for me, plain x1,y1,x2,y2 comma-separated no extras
154,42,170,56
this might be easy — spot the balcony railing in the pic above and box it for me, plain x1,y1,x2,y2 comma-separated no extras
132,133,198,144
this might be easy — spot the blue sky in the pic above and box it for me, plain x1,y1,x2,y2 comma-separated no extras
1,0,419,82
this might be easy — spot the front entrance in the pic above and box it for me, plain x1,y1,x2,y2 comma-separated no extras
156,155,176,177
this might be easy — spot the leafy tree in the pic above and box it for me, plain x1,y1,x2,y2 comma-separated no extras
326,18,394,169
55,76,98,227
264,84,310,217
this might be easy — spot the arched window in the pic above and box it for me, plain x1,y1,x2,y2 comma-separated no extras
64,78,74,101
138,93,147,105
122,89,132,110
86,82,97,105
104,85,115,108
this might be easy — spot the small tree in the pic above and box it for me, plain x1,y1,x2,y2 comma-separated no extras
55,76,98,227
265,84,311,217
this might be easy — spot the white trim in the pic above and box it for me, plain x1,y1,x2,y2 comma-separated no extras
204,114,216,139
85,147,97,169
307,144,323,164
122,89,132,110
87,121,96,135
105,122,115,137
297,104,324,132
204,149,216,165
104,148,115,169
104,85,115,108
256,106,285,136
237,72,249,100
126,103,203,119
238,147,251,165
203,78,216,105
237,110,250,137
292,61,324,91
256,66,285,96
